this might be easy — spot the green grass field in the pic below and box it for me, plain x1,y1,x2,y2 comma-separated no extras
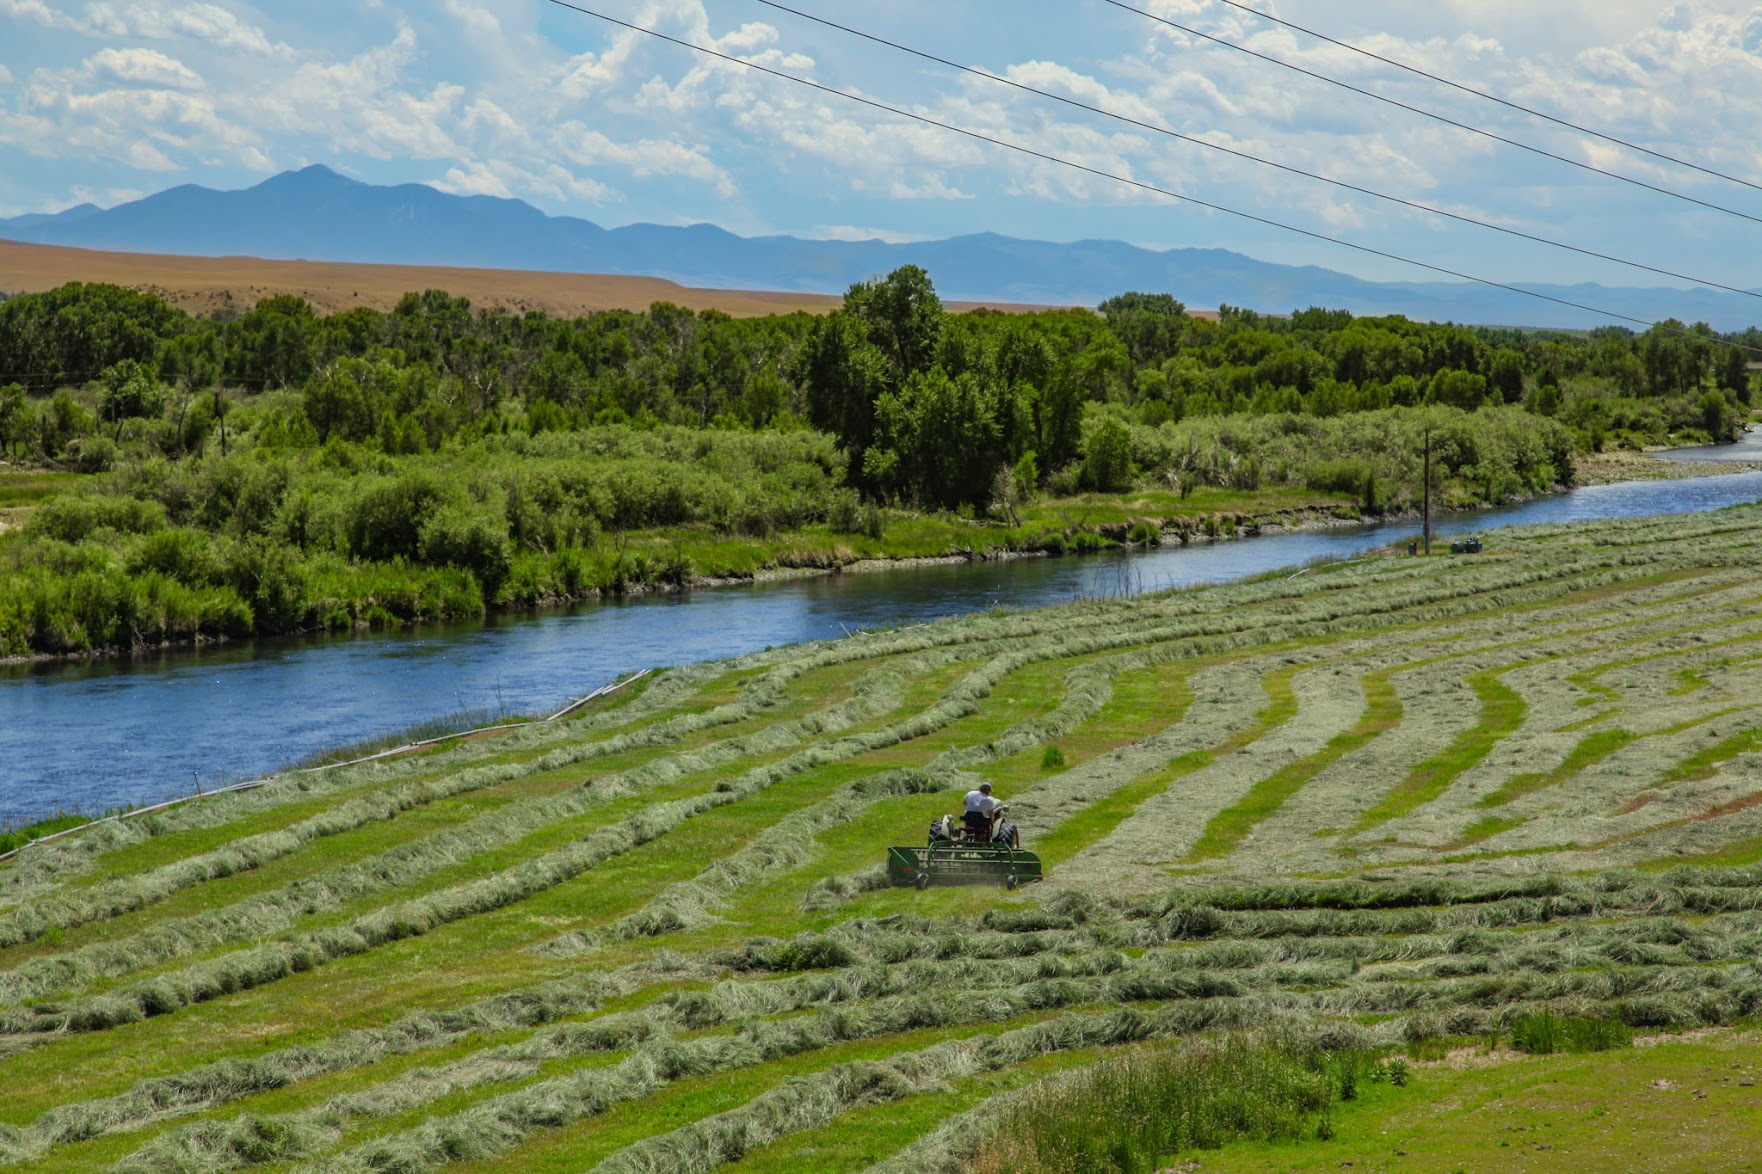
8,504,1762,1172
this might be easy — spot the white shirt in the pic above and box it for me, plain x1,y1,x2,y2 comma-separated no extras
964,789,1000,816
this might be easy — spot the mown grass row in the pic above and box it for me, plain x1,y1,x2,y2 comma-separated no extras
9,507,1762,1173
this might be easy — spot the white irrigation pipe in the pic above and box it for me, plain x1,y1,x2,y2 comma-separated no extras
0,669,652,865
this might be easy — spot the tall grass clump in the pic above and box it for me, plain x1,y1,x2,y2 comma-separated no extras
288,704,529,769
1507,1010,1633,1055
0,813,93,856
968,1034,1383,1174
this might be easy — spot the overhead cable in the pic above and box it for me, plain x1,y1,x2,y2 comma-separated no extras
751,0,1760,302
1100,0,1762,228
538,0,1762,350
1207,0,1762,196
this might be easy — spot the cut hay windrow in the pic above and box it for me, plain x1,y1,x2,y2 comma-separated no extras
0,631,1146,1023
74,897,1762,1167
0,662,730,909
0,973,642,1163
0,663,770,919
16,510,1762,1173
0,664,916,1004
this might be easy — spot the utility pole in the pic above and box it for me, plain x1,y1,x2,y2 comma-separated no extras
1422,427,1432,555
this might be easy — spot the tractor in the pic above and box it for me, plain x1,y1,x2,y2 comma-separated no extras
886,803,1044,890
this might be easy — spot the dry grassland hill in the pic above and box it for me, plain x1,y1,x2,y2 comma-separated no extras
0,238,1081,318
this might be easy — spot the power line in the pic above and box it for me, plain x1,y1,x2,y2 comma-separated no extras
538,0,1762,352
1207,0,1762,196
1100,0,1762,228
750,0,1760,302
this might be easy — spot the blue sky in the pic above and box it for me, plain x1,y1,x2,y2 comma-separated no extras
2,1,1761,291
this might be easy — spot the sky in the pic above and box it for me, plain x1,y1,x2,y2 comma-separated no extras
2,0,1761,292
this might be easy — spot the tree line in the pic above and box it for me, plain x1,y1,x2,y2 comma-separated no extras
0,267,1749,656
0,271,1753,506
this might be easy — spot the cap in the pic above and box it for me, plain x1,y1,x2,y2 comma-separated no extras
979,782,992,792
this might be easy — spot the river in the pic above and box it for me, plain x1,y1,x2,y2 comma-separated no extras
5,468,1762,825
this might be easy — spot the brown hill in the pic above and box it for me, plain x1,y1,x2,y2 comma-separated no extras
0,238,1076,318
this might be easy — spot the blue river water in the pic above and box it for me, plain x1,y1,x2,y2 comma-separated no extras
4,467,1762,825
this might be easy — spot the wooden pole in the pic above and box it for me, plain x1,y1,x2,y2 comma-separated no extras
1422,427,1432,555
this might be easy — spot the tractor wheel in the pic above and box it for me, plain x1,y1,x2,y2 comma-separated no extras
915,872,931,890
1005,873,1019,890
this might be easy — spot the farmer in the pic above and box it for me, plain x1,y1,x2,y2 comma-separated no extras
962,782,1001,841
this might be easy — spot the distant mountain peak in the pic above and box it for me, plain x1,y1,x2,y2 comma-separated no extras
0,167,1755,330
256,164,358,191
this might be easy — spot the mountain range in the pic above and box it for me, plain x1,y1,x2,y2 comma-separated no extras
3,165,1757,331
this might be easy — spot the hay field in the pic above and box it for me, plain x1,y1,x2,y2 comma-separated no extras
0,240,1061,318
6,506,1762,1172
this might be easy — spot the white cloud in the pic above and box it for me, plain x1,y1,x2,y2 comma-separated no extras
3,0,1759,289
84,3,287,55
811,224,926,244
435,160,513,199
88,47,204,90
2,1,290,53
0,0,65,27
1003,60,1164,124
555,124,736,197
434,158,618,205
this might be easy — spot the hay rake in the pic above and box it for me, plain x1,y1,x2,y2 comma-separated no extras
887,810,1044,890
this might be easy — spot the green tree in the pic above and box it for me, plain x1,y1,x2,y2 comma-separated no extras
1698,389,1734,440
1080,412,1134,492
303,358,389,443
0,282,186,392
800,266,948,494
0,382,24,458
844,264,943,383
158,330,221,393
1642,321,1695,396
226,295,320,388
1717,344,1752,400
98,359,167,439
1426,368,1487,411
867,367,1029,509
1487,349,1525,404
525,350,589,407
1098,291,1188,366
801,312,889,487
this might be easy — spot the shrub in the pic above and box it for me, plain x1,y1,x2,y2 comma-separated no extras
1082,414,1135,492
345,473,444,561
969,1035,1365,1174
827,490,884,538
127,527,219,585
27,494,167,543
71,435,119,473
1041,746,1066,770
419,504,512,599
1046,461,1084,496
1508,1011,1632,1055
1305,457,1372,497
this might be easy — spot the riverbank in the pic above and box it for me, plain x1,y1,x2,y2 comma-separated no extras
0,481,1371,665
12,466,1762,820
1574,448,1762,485
7,438,1760,667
